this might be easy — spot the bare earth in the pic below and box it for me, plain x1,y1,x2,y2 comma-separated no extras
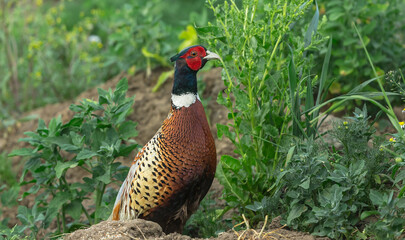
1,68,328,239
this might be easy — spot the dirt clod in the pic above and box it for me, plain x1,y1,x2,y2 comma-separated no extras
65,219,162,240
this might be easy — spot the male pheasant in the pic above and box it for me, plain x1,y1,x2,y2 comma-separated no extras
110,45,220,233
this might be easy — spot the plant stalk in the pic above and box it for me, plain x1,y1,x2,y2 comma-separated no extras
82,204,92,225
94,182,106,224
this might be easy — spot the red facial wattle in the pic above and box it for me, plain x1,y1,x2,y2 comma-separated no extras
186,57,202,71
180,46,207,71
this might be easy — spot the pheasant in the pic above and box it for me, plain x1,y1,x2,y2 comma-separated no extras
110,45,221,233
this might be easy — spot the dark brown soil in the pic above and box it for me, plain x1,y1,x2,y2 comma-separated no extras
0,68,328,239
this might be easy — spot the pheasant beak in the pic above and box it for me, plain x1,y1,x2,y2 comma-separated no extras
203,50,221,61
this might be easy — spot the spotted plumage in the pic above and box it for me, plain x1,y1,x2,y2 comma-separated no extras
110,45,221,233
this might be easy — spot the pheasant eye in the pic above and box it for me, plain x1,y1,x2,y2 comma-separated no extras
190,51,197,57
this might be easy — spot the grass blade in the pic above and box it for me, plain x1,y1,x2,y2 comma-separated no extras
314,37,332,118
304,1,319,48
288,46,300,136
353,22,403,135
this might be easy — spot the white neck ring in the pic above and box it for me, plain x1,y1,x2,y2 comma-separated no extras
171,93,198,108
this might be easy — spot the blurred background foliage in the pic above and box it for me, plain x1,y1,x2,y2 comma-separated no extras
0,0,210,125
1,0,404,124
317,0,405,101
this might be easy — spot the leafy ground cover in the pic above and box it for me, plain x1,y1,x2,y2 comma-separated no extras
1,0,405,239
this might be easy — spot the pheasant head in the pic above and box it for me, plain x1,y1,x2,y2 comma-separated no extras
170,45,221,108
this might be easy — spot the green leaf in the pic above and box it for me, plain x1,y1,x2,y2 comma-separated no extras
114,78,128,96
221,155,240,172
288,46,301,137
217,91,227,106
48,192,71,212
118,144,138,157
217,124,235,142
46,136,80,151
23,158,41,172
118,121,138,140
37,119,46,131
178,25,198,51
314,37,332,118
394,169,405,184
48,115,62,135
64,117,83,128
329,11,345,21
98,88,110,105
397,198,405,209
0,185,20,206
141,48,168,66
43,207,59,229
299,178,310,190
17,206,31,225
195,26,223,39
89,128,104,150
72,180,95,193
318,184,343,207
8,148,33,157
23,184,40,197
77,149,99,160
69,103,85,113
111,99,134,124
65,199,82,220
70,132,84,147
304,1,319,48
55,161,79,179
96,166,112,184
360,210,380,220
264,124,279,138
233,88,249,112
369,190,385,206
152,70,174,92
287,203,307,224
106,127,119,145
216,162,245,204
284,146,295,167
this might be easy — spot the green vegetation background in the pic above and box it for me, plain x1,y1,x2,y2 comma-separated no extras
1,0,405,239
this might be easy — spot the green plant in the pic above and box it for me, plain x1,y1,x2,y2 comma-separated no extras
8,78,138,237
0,153,17,187
0,152,20,234
198,0,326,223
316,0,405,96
363,190,405,239
0,0,108,116
0,224,31,240
183,193,230,238
387,69,405,103
304,32,405,235
362,100,405,239
310,23,404,139
281,106,391,239
0,184,19,209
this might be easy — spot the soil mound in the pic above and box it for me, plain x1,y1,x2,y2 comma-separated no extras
65,217,328,240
